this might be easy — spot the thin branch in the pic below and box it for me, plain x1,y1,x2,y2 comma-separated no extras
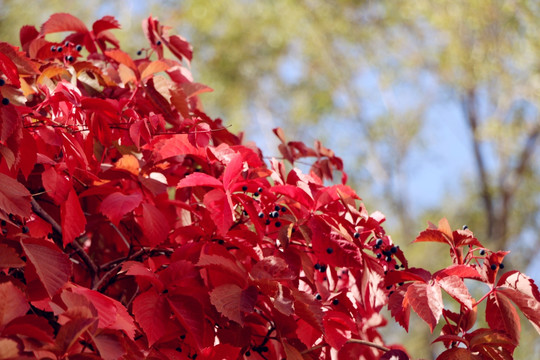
301,338,390,355
462,88,495,238
31,198,98,281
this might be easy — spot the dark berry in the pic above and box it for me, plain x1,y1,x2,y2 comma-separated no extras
51,46,56,52
326,247,333,254
480,249,485,255
22,226,29,234
258,212,264,218
176,347,182,352
315,294,322,300
265,219,270,225
270,211,279,218
162,289,168,294
281,206,287,212
253,192,259,197
376,238,383,246
462,225,468,230
376,253,382,259
386,285,392,290
2,98,9,105
64,41,70,47
156,40,162,46
314,263,321,270
0,220,5,226
0,79,5,86
275,221,281,227
180,334,186,340
192,354,197,360
374,244,380,250
137,50,142,55
76,44,83,51
395,264,400,269
65,55,74,62
258,187,263,193
332,299,339,305
389,291,394,296
218,239,224,245
499,263,504,269
57,46,63,52
400,264,405,268
245,351,251,357
275,205,281,211
320,265,327,272
354,232,360,238
386,256,392,262
391,246,397,253
242,186,248,191
490,264,497,270
399,282,404,286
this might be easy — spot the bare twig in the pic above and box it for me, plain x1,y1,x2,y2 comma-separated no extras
301,338,390,355
31,198,98,282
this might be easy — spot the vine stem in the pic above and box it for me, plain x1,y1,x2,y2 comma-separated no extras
301,338,390,355
31,198,99,282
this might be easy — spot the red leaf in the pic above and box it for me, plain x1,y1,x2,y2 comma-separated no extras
71,286,136,339
405,282,443,332
437,348,482,360
222,153,243,190
413,229,450,245
177,172,223,189
271,184,313,208
203,189,233,236
0,172,31,219
486,292,520,343
41,166,71,204
388,286,411,331
323,311,355,350
0,281,29,328
199,344,241,360
132,288,173,346
434,265,481,280
385,267,432,287
498,288,540,336
138,203,170,246
2,314,54,343
141,60,171,80
92,16,121,36
100,192,143,225
21,237,71,298
0,244,24,268
181,82,213,99
55,317,97,354
1,104,21,144
91,331,125,360
0,52,20,87
437,275,474,309
104,49,138,72
251,256,296,281
380,349,410,360
498,270,540,301
209,284,257,325
61,187,87,246
40,13,88,35
167,295,207,350
167,35,193,62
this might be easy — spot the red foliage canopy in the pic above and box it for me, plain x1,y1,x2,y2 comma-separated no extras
0,13,538,360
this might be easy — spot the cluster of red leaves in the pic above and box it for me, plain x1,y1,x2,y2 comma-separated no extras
0,13,538,360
